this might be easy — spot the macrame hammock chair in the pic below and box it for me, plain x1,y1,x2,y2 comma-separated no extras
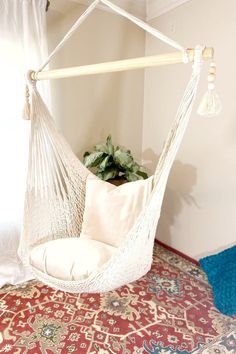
18,0,219,293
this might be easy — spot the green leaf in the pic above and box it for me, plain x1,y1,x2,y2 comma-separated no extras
125,172,141,182
114,149,134,169
94,144,109,154
83,151,105,168
117,146,131,155
83,151,90,159
99,155,111,171
96,166,119,181
130,162,140,173
136,170,148,179
106,134,114,156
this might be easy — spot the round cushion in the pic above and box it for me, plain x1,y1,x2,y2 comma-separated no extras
30,238,116,281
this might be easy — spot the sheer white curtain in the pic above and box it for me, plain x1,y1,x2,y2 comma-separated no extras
0,0,48,286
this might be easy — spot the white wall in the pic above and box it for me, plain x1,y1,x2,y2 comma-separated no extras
143,0,236,258
47,3,145,161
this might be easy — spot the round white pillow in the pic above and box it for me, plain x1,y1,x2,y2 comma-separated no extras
30,238,116,281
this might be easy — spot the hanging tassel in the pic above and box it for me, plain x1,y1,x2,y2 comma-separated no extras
22,84,31,120
197,62,222,117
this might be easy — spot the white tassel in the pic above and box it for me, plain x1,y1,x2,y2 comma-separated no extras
197,87,222,117
197,62,222,117
22,85,31,120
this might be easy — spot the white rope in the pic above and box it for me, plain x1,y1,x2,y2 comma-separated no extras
100,0,186,53
154,45,203,185
36,0,188,76
37,0,100,73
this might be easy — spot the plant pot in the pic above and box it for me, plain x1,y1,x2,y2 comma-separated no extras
108,178,127,186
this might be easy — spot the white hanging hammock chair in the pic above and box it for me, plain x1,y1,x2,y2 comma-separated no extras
18,0,211,293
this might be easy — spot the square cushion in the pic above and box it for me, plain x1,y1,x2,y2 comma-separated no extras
30,238,116,281
81,174,154,247
199,244,236,316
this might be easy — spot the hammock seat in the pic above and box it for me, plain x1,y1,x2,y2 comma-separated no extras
18,0,205,293
30,238,117,282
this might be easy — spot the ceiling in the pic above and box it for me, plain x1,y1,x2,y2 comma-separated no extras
48,0,191,22
49,0,145,19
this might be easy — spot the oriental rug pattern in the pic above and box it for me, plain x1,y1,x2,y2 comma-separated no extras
0,244,235,354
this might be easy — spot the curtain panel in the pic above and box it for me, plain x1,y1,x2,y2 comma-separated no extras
0,0,48,286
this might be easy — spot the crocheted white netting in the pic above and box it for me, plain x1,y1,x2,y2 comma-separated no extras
18,0,203,293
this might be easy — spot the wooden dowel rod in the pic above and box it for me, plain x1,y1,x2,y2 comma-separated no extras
31,47,214,81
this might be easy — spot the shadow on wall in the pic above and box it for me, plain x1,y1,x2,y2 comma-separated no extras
143,148,198,246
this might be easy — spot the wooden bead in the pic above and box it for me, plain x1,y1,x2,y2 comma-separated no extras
209,67,216,74
208,73,215,82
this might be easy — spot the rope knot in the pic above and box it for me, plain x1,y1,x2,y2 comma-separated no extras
22,70,36,120
192,45,204,73
182,50,189,64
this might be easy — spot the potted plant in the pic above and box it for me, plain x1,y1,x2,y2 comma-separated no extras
83,135,148,185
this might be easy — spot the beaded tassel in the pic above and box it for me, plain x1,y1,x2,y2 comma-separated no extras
197,62,222,117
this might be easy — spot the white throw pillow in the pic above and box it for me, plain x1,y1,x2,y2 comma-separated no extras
30,238,116,281
81,174,154,247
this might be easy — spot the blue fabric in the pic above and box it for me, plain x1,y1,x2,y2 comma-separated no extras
199,245,236,316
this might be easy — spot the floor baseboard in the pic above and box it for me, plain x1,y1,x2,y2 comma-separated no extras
155,239,199,266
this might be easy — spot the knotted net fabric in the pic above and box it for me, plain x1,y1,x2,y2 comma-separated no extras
18,0,203,293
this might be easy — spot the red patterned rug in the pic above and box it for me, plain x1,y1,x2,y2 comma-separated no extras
0,244,235,354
